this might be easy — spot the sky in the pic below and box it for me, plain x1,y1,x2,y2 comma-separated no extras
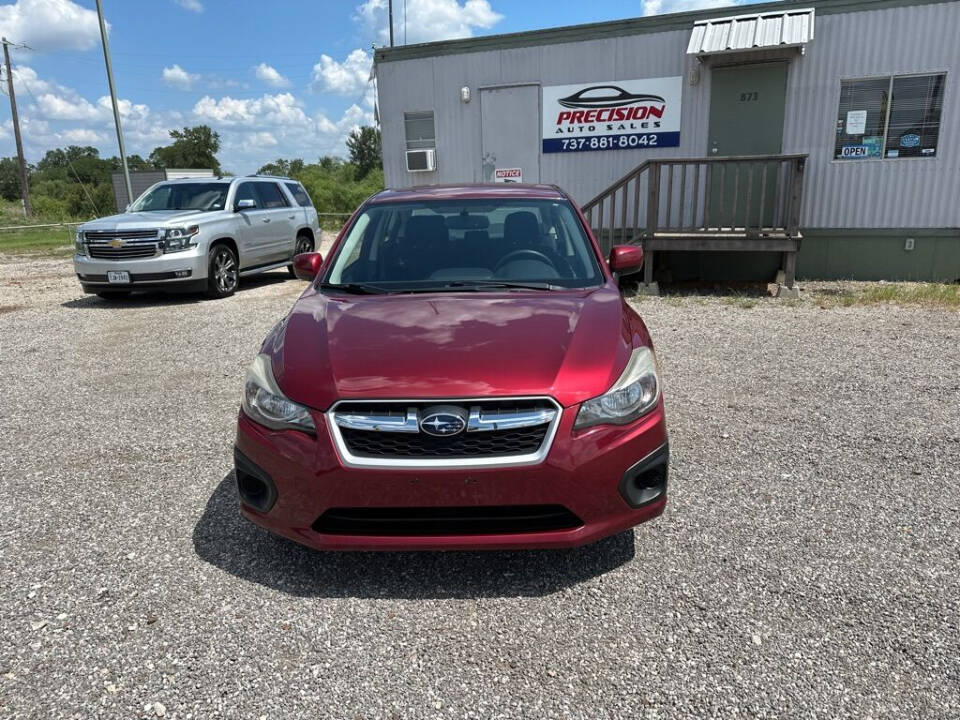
0,0,774,174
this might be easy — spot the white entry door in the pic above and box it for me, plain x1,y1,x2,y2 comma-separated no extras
480,84,541,184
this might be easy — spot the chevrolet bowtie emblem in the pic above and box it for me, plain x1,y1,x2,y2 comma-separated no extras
109,239,125,248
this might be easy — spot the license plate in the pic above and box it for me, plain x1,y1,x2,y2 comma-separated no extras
107,271,131,284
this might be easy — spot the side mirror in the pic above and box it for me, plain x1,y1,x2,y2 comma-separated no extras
609,245,645,276
235,198,256,212
293,252,324,281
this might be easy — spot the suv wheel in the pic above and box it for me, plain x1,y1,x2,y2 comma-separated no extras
288,233,314,277
207,244,239,298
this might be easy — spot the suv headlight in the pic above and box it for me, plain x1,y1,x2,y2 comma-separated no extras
574,346,660,429
74,229,85,256
163,225,200,252
241,354,315,433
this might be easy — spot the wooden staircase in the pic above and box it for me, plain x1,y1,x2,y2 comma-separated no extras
581,154,807,288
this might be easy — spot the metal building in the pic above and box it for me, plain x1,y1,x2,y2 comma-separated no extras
374,0,959,284
110,168,215,212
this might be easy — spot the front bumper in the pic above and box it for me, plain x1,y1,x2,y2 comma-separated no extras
74,248,208,293
233,401,669,551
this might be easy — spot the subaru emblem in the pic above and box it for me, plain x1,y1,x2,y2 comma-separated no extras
419,405,467,437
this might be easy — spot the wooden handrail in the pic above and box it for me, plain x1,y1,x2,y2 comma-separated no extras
581,160,650,214
581,154,808,254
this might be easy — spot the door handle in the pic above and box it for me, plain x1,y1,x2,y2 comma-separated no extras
288,215,296,219
262,218,271,223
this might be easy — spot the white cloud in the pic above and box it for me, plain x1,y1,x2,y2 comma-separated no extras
0,0,102,51
642,0,772,15
192,92,311,127
61,128,105,143
311,49,371,95
162,64,200,90
173,0,204,12
33,92,100,120
246,131,278,147
96,96,151,122
356,0,502,44
254,63,291,88
10,65,58,94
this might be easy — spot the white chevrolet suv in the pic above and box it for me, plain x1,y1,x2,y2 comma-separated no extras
73,176,320,299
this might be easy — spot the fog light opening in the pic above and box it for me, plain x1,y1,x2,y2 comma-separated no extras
620,444,669,508
233,448,278,513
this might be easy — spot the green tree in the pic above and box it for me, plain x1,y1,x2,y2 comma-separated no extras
345,126,381,179
318,155,343,172
149,125,222,173
0,157,26,201
256,158,305,177
35,146,111,186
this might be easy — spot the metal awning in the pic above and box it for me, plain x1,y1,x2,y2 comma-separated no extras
687,8,815,57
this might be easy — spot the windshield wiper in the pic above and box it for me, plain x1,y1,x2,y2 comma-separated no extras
431,280,562,292
317,282,391,295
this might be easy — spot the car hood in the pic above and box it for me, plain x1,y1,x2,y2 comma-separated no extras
267,287,645,410
81,210,215,229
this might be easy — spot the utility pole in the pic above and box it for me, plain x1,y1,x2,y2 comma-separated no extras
388,0,394,46
1,38,30,217
95,0,132,205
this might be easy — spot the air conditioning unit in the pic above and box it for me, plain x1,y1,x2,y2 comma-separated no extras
406,148,436,172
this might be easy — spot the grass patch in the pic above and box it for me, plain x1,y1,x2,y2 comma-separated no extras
721,296,758,309
811,283,960,309
0,225,76,256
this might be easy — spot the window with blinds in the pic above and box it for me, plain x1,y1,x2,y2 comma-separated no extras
404,111,436,151
834,73,945,160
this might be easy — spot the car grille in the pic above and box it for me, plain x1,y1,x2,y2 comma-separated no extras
85,229,161,260
340,424,548,457
312,505,583,536
331,398,559,464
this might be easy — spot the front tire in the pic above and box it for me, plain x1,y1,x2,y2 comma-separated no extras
206,244,239,299
288,233,314,277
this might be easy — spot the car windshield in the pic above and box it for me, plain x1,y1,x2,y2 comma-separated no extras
130,182,229,212
323,199,603,291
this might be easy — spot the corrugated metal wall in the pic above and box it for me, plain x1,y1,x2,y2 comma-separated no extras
377,1,959,229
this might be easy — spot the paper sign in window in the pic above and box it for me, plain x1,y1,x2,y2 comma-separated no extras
846,110,867,135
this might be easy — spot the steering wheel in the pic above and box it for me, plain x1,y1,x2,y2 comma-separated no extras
495,249,556,272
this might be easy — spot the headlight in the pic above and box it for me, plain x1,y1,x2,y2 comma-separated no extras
163,225,200,252
241,354,315,433
574,346,660,429
74,229,85,255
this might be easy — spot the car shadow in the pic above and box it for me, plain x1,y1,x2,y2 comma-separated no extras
192,472,637,599
61,272,294,310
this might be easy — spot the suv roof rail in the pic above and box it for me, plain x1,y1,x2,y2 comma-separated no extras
246,173,295,181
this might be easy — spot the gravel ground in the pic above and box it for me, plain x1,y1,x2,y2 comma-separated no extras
1,256,958,719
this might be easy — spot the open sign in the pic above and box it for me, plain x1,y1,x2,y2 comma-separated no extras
841,145,869,158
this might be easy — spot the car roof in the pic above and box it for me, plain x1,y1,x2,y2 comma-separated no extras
158,176,299,184
368,183,569,204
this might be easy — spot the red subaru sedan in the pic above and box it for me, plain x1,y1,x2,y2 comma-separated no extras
233,184,668,551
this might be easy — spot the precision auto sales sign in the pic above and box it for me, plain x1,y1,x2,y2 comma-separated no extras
542,76,682,154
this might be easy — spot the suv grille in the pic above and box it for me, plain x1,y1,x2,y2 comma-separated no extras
313,505,582,536
85,229,161,260
88,245,158,259
331,398,559,465
85,229,160,240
